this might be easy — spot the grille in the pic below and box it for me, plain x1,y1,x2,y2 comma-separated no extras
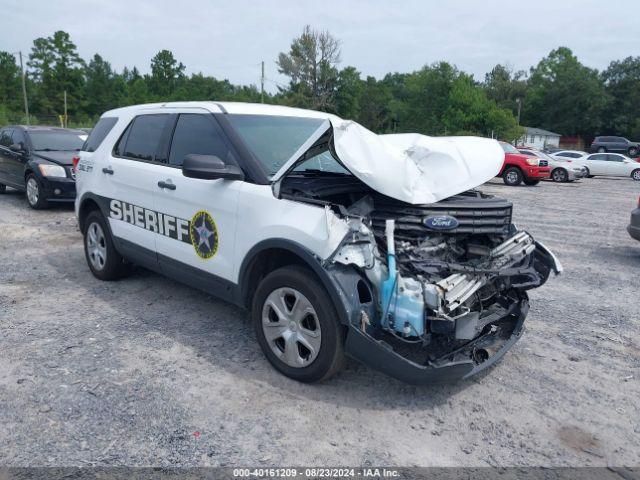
370,192,513,240
538,160,548,167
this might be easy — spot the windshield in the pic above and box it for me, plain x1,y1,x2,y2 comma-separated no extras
226,114,327,176
30,131,87,151
500,142,520,154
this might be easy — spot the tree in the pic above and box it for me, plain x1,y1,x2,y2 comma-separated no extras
0,52,22,111
149,50,185,97
85,54,123,116
602,57,640,138
27,30,85,116
334,66,363,119
523,47,607,138
277,25,341,110
484,64,527,118
357,76,393,132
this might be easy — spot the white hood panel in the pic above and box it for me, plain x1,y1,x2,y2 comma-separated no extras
331,120,505,204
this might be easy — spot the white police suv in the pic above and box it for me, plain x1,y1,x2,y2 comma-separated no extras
75,102,561,384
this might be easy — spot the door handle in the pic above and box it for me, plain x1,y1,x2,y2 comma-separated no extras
102,167,114,175
157,180,176,190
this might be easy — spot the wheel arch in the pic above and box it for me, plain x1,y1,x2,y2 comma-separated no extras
77,193,111,234
238,239,363,326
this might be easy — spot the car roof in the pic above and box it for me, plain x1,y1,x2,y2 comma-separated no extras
4,125,86,134
102,101,339,121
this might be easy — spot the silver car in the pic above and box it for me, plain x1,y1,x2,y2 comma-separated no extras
518,148,586,182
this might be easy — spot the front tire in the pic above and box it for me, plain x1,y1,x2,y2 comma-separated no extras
25,174,48,209
632,169,640,181
252,265,345,383
551,168,568,183
503,167,523,186
584,167,594,178
83,210,131,280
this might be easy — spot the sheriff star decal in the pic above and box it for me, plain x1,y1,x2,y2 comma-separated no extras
190,210,218,259
108,199,219,260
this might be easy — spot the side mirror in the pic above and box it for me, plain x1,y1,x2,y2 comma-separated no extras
9,143,24,153
182,154,244,181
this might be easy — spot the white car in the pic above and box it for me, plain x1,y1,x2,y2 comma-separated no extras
550,150,588,160
74,102,560,384
578,153,640,180
518,148,586,182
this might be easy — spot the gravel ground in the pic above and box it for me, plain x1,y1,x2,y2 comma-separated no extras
0,176,639,468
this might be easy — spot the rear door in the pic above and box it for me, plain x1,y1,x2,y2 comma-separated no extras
100,113,174,267
152,112,241,290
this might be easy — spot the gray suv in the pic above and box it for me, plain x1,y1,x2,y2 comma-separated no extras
590,136,639,157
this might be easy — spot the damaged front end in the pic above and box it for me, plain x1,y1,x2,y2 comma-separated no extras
323,190,562,384
275,121,560,383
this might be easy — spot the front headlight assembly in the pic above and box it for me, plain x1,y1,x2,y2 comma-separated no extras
38,164,67,178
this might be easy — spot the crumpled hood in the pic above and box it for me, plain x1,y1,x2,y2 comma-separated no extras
331,120,505,204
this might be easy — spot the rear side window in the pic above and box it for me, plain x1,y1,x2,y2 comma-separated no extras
168,114,232,166
116,114,171,162
0,129,13,147
83,117,117,152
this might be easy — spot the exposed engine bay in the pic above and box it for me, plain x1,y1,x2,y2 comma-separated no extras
280,174,562,380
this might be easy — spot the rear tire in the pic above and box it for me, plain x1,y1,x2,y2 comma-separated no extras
0,183,6,194
25,174,48,209
252,265,345,383
628,147,638,157
83,210,131,280
597,146,606,153
632,169,640,181
503,167,523,186
551,168,568,183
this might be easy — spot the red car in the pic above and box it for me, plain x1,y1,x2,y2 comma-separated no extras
498,141,551,186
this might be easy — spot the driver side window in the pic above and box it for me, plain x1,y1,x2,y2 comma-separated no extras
168,114,234,167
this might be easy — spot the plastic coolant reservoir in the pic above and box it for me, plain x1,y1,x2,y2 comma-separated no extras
381,219,426,337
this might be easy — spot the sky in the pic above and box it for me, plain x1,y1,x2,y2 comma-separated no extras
2,0,639,92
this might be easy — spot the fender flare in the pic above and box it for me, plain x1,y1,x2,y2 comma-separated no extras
238,239,372,326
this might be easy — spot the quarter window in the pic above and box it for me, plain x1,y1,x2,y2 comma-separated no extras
0,129,13,147
168,114,232,166
117,114,171,162
84,117,118,152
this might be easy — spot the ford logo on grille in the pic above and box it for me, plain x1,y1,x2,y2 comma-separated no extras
423,215,459,230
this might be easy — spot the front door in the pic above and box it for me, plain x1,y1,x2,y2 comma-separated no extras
153,113,240,294
605,154,631,176
585,154,608,175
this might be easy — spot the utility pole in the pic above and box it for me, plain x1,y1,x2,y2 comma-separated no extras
516,98,522,125
260,61,265,104
64,90,67,128
18,51,30,125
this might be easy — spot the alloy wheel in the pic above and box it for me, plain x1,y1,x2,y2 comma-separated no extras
261,287,322,368
633,170,640,181
86,222,107,271
552,169,567,182
26,178,39,206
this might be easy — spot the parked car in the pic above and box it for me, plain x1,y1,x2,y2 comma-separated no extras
0,125,86,208
590,136,639,157
550,150,588,160
498,141,551,186
74,102,560,384
578,153,640,180
517,147,586,183
628,197,640,242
